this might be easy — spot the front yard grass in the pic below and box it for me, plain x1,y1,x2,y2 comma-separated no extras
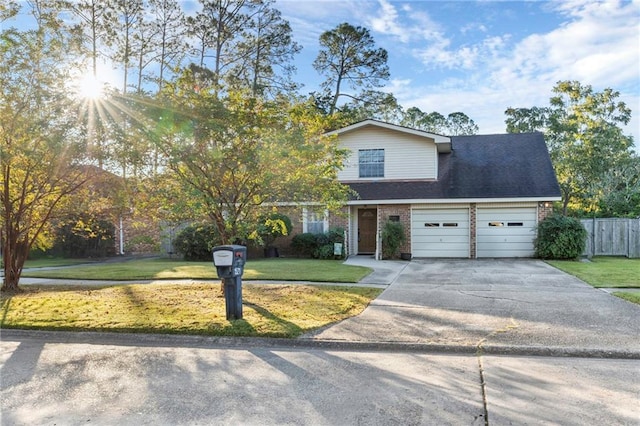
21,258,372,283
24,258,97,268
547,257,640,288
613,292,640,305
0,283,382,338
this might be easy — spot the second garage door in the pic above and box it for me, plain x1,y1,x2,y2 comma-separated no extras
477,207,537,257
412,208,470,258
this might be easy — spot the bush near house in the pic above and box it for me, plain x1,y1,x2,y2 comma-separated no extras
252,213,293,257
173,223,222,261
381,220,406,259
50,215,116,258
534,215,587,260
291,228,345,259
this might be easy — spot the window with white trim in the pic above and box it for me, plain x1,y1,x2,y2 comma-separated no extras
359,149,384,178
303,208,328,234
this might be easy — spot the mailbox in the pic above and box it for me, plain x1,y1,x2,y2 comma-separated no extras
212,245,246,279
212,245,247,320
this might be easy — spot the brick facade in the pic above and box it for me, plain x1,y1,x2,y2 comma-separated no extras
469,203,477,259
537,201,554,222
378,204,412,257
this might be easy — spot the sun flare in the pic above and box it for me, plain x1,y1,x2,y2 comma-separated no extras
76,73,104,100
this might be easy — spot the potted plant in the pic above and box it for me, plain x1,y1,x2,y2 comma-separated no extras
255,213,292,258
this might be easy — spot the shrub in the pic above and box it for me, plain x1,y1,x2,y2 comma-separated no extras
291,233,317,257
381,220,406,259
254,212,292,248
173,223,222,261
534,215,587,260
317,227,345,259
51,215,116,258
291,227,345,259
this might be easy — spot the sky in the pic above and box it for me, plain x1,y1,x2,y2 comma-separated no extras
5,0,639,148
274,0,639,148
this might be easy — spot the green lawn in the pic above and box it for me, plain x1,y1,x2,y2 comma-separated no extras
0,283,382,337
24,258,98,268
21,258,372,283
613,292,640,305
547,257,640,288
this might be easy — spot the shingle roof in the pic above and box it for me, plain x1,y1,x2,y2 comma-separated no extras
346,132,561,201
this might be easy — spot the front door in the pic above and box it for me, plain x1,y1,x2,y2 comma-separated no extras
358,209,377,254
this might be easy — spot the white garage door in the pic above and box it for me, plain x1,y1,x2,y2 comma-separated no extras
412,209,470,258
477,207,537,257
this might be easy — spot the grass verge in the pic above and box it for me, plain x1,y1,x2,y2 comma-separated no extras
0,283,382,338
613,292,640,305
547,257,640,288
21,258,372,283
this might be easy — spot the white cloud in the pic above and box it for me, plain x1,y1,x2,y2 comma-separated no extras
369,0,409,42
399,0,639,145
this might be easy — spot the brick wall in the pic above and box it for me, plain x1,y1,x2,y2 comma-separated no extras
329,206,350,255
537,201,554,222
469,203,477,259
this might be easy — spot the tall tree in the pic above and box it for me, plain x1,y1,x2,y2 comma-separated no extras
67,0,115,167
335,91,402,125
186,0,258,92
505,106,550,134
142,69,349,243
148,0,186,93
68,0,114,79
505,80,634,215
313,22,389,114
446,112,479,136
597,155,640,217
399,107,478,135
1,1,90,291
109,0,143,94
226,0,300,97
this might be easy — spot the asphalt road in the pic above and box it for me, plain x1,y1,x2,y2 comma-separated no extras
1,331,638,425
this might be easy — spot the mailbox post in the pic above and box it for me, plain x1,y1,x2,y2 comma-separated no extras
212,245,247,320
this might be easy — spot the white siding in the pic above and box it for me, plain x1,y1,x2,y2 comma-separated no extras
412,208,470,258
477,207,537,257
337,127,437,181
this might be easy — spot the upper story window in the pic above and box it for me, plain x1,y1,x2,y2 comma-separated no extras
359,149,384,178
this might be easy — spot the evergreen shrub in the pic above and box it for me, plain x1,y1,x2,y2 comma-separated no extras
534,215,587,260
173,223,221,261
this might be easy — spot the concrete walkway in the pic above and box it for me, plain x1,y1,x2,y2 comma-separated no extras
305,258,640,358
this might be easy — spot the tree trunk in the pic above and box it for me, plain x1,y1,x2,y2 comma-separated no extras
1,233,27,292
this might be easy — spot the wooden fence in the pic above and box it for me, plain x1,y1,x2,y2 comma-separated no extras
580,218,640,258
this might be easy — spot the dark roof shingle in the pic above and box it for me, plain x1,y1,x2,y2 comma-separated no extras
347,132,561,201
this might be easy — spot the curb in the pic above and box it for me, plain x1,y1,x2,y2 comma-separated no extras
2,329,639,360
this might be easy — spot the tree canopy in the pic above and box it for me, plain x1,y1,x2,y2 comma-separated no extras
1,1,90,291
313,22,390,115
8,0,633,293
505,80,636,216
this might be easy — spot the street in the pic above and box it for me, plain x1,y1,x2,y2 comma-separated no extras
1,331,638,425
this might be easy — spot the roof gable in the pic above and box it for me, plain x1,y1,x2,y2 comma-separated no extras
327,119,452,153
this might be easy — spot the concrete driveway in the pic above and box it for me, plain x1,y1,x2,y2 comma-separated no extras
305,259,640,357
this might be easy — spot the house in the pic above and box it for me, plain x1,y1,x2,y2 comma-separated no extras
322,119,561,259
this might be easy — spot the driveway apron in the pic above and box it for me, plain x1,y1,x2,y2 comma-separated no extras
305,259,640,355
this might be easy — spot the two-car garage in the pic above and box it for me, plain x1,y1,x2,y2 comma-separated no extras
410,205,538,258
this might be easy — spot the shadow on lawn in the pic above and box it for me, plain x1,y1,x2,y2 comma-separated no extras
244,301,304,337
